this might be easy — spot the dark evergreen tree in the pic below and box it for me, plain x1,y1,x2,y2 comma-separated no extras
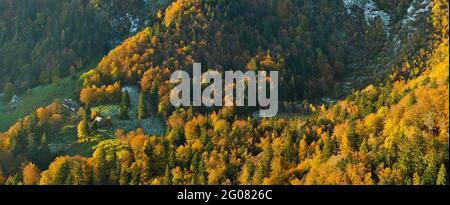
137,91,147,120
120,90,130,120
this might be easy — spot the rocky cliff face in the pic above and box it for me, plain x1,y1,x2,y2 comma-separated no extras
338,0,433,92
93,0,172,46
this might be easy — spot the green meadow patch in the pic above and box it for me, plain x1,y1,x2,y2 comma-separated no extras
0,76,80,131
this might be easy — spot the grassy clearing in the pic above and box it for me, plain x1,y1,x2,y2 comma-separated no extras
50,126,113,157
0,56,102,132
114,118,166,136
92,104,166,136
65,141,99,157
0,76,80,131
91,85,166,136
92,105,121,118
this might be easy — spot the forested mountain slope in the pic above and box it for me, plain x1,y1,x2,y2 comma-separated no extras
0,0,447,185
80,0,435,104
0,0,170,98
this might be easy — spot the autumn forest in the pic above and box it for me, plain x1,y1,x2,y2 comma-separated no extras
0,0,448,185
